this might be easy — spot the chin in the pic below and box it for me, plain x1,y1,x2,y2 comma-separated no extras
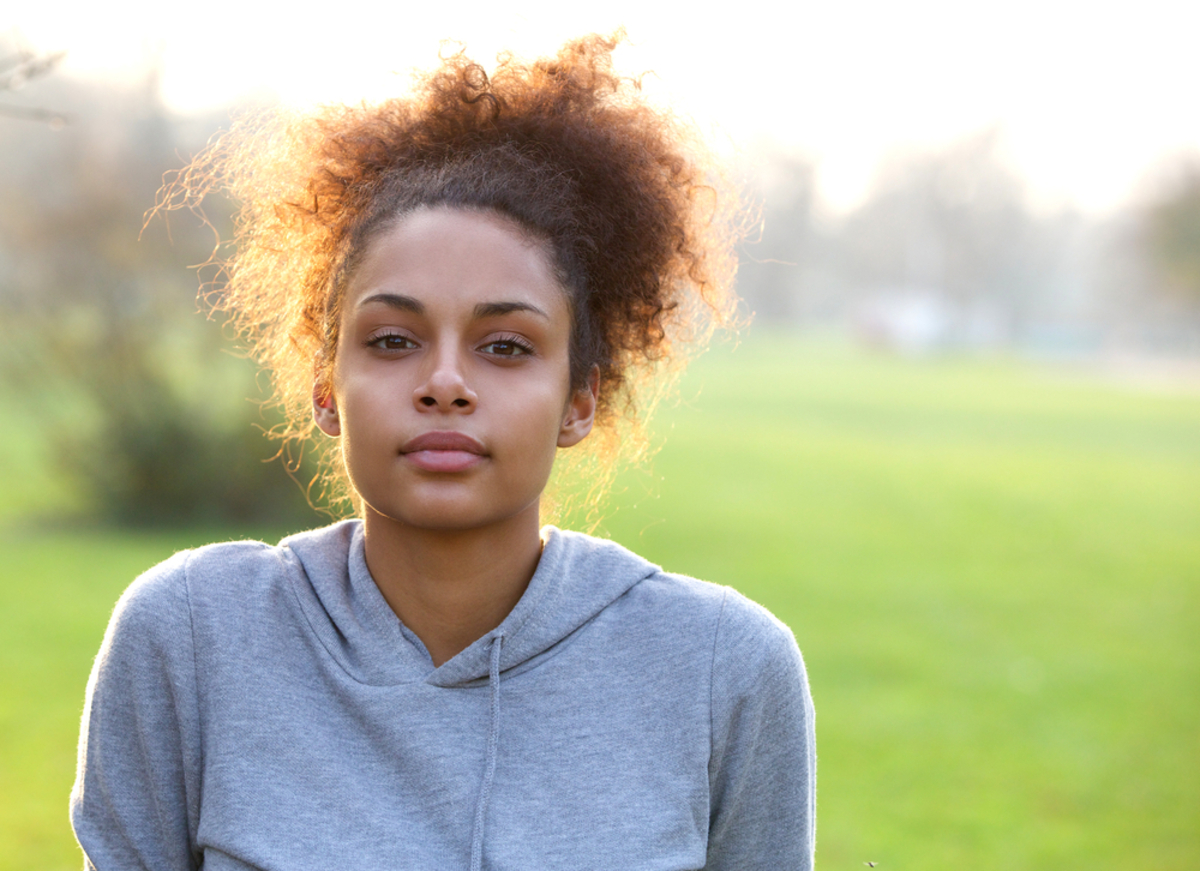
361,496,541,535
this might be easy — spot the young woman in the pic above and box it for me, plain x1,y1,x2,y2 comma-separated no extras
71,34,815,871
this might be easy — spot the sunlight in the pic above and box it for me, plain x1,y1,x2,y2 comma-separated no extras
11,0,1200,213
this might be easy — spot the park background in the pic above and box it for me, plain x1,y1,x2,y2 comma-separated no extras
1,2,1198,869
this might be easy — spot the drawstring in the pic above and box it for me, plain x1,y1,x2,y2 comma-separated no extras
469,633,504,871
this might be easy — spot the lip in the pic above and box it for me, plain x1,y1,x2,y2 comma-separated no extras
401,431,486,454
400,431,486,473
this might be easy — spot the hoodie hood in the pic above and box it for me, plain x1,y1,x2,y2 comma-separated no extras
283,519,663,869
281,520,659,688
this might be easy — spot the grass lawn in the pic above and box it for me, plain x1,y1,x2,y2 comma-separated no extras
2,333,1197,870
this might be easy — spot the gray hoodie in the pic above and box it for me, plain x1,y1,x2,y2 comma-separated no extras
72,520,815,870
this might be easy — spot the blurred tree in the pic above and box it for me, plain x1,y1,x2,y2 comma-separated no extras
737,155,822,321
1143,159,1200,303
735,133,1100,347
0,70,318,526
836,129,1085,347
845,132,1026,307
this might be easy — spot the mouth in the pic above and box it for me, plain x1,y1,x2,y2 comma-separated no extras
400,431,486,472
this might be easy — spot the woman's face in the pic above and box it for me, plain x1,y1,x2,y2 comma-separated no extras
314,206,596,533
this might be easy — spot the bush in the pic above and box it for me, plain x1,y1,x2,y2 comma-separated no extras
0,76,319,527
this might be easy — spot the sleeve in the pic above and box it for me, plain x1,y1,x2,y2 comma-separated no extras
70,551,204,871
706,589,816,871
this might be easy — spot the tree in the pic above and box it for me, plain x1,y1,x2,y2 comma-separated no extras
836,129,1083,346
0,70,317,526
736,154,823,321
1143,158,1200,304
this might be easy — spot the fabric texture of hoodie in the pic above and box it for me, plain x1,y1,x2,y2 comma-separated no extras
71,520,815,870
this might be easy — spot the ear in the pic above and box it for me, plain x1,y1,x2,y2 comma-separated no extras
558,366,599,448
313,383,341,437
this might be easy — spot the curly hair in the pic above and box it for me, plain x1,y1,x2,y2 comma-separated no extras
157,32,741,516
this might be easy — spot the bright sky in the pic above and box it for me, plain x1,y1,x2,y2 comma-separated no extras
13,0,1200,214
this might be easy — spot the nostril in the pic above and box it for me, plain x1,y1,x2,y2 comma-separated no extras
420,396,436,407
452,398,470,408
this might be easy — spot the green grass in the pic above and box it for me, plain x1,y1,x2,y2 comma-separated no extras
0,530,220,869
2,334,1198,870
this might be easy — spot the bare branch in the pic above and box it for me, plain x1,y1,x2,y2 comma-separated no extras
0,49,65,90
0,38,68,125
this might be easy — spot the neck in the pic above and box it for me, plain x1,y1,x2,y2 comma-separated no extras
360,505,543,667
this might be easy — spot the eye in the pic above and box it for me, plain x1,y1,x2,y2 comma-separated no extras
479,336,534,357
367,332,418,351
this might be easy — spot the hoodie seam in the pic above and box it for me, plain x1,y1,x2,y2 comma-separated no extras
708,586,731,783
179,551,204,868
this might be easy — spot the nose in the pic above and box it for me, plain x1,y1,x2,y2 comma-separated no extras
414,346,477,412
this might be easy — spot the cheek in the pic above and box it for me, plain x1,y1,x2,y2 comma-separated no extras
330,369,392,448
499,378,570,451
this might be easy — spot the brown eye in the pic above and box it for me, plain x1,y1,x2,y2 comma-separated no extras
368,334,417,351
481,338,533,357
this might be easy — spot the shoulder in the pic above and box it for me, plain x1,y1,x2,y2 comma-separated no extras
624,564,808,709
631,563,799,663
711,584,803,670
559,528,801,667
627,569,730,623
127,519,355,596
668,575,806,698
109,521,358,642
549,528,729,630
112,538,271,626
609,555,812,759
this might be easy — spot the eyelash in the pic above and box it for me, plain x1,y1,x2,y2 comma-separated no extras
480,335,535,357
366,332,417,351
364,332,534,357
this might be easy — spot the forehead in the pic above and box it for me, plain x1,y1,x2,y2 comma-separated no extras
345,207,569,318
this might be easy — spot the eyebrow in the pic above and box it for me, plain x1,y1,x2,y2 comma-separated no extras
357,293,550,321
357,293,424,314
472,301,550,320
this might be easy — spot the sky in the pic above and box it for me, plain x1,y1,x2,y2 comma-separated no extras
11,0,1200,214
